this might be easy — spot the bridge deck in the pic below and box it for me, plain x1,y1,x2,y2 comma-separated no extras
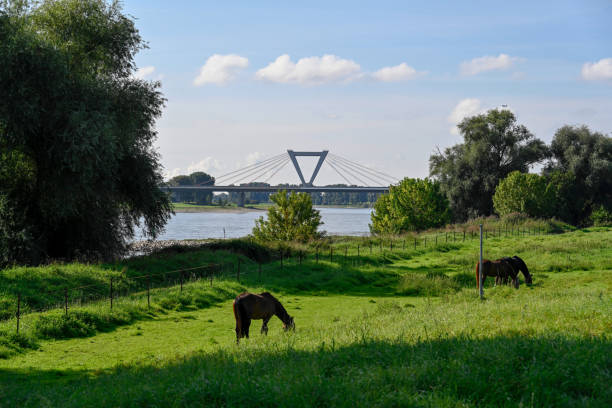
163,186,389,193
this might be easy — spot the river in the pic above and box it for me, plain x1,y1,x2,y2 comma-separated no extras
135,207,373,240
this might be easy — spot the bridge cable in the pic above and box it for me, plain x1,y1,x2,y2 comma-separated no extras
215,154,287,185
327,156,387,186
263,158,291,183
329,155,396,185
249,157,291,183
329,153,397,183
207,153,288,185
324,160,355,186
327,157,371,186
220,155,288,185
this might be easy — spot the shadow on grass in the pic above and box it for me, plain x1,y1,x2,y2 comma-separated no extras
1,333,609,407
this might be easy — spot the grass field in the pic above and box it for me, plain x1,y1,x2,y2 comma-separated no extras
0,226,610,407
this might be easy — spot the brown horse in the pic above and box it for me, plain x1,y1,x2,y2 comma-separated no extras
475,258,519,289
233,292,295,344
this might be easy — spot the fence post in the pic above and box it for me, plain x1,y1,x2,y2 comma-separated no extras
237,259,241,282
210,268,214,287
64,288,68,316
463,231,466,241
16,293,20,334
414,238,417,250
435,235,437,246
316,248,319,263
330,247,333,262
299,251,302,265
357,245,360,257
380,241,382,252
453,231,456,241
180,272,184,292
370,242,372,254
110,278,113,310
344,246,347,262
147,274,151,308
258,262,262,281
479,224,484,300
403,239,405,250
390,240,393,251
445,232,448,242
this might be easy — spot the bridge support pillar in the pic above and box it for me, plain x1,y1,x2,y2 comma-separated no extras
237,192,245,207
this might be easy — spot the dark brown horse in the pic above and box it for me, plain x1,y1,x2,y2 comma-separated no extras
233,292,295,344
476,258,519,289
505,256,532,285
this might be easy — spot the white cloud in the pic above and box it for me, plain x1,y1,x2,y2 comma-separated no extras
581,58,612,81
193,54,249,86
245,152,263,166
186,157,224,174
448,98,482,135
133,66,163,80
460,54,520,76
372,63,424,82
255,54,362,85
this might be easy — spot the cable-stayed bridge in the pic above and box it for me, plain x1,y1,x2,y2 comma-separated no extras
162,150,396,196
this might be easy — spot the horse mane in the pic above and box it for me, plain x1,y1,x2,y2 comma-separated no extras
259,292,291,322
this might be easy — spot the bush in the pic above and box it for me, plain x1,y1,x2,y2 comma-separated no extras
590,206,612,227
370,178,451,234
252,191,322,242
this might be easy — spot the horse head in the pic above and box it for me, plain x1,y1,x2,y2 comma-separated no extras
283,316,295,331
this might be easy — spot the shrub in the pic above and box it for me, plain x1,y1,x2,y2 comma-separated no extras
590,206,612,227
252,191,322,242
370,178,451,234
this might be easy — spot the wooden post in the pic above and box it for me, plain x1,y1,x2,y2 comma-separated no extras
258,263,262,281
380,241,382,252
463,231,465,241
390,240,393,251
357,245,360,257
344,246,347,262
316,248,319,263
237,259,241,282
414,238,417,250
210,269,214,286
453,231,455,241
424,237,427,247
64,288,68,316
16,293,20,334
403,239,405,250
147,274,151,308
110,278,113,310
435,235,437,246
180,272,184,292
370,242,372,254
479,224,484,300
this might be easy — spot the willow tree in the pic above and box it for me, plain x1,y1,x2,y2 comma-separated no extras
0,0,172,265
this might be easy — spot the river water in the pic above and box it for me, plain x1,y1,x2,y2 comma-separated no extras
136,207,373,240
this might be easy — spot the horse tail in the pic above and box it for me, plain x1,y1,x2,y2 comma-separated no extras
475,262,480,289
233,298,242,340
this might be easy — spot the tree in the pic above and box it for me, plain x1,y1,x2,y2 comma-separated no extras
0,1,171,265
252,191,322,242
429,109,548,221
166,172,215,204
544,125,611,225
370,178,451,234
493,171,552,218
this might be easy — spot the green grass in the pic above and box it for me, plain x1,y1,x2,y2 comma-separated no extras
0,226,610,407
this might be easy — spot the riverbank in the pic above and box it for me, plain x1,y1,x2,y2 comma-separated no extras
172,203,265,213
172,203,372,213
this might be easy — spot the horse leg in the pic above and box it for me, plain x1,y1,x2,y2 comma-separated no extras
261,316,270,335
244,318,251,338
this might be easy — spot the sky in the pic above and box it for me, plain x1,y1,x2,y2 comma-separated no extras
123,0,612,185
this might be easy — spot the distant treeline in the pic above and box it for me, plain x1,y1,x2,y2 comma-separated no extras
163,177,379,207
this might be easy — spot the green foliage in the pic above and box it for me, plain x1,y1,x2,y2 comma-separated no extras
166,171,215,204
493,171,551,217
252,191,322,242
590,205,612,227
0,0,172,265
545,125,612,225
429,109,548,221
370,178,451,233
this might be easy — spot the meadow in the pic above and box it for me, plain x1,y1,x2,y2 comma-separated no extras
0,223,610,407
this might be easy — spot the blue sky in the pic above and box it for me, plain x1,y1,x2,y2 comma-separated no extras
124,0,612,184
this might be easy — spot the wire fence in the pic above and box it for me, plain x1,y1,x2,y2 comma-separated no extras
5,223,552,334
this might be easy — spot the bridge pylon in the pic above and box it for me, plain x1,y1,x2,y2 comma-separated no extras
287,150,329,187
